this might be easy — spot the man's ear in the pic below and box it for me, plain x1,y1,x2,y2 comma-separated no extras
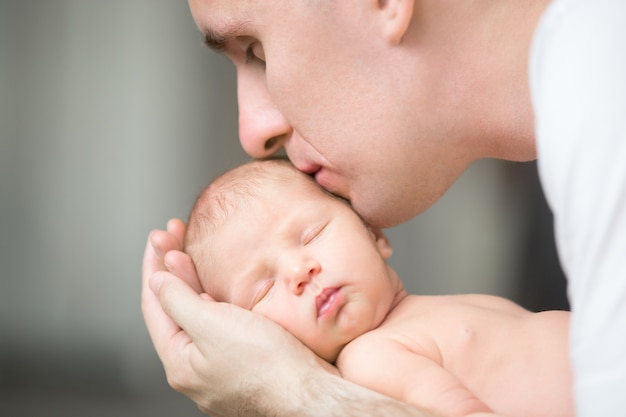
369,226,394,259
376,0,414,45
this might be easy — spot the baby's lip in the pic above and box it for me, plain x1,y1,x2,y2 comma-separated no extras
316,287,341,318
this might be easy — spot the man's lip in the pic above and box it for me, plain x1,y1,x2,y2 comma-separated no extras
292,160,348,201
313,168,327,186
316,287,342,318
293,161,321,175
314,169,346,200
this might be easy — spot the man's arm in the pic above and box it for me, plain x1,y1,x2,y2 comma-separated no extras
141,219,435,417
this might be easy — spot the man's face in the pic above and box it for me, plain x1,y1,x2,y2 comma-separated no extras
203,173,400,362
188,0,486,227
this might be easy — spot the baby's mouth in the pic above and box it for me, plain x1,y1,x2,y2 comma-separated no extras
316,287,341,318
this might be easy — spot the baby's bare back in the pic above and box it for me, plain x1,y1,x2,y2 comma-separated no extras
355,294,573,417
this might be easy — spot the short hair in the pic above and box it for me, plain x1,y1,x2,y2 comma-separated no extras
183,157,315,285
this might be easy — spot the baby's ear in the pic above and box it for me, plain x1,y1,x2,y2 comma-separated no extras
369,226,393,259
375,0,414,45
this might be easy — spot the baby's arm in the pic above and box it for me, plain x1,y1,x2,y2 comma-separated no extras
337,334,491,417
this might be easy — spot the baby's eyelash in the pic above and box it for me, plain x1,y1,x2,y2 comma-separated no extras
253,279,275,306
303,222,328,245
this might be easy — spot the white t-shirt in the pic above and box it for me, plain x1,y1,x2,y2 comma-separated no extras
530,0,626,415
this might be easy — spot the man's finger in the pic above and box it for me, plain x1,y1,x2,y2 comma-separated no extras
166,218,187,245
153,271,214,343
150,229,183,258
143,230,166,275
164,250,204,294
141,271,181,361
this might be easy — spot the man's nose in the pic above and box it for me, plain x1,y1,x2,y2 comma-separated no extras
237,73,290,158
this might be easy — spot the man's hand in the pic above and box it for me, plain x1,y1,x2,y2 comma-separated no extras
141,219,339,416
141,218,202,368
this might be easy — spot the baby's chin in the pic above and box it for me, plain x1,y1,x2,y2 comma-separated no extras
316,321,372,363
315,344,344,364
300,333,346,364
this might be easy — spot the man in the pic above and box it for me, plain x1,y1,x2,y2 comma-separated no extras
142,0,626,416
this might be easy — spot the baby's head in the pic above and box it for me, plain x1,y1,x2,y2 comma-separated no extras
184,158,403,362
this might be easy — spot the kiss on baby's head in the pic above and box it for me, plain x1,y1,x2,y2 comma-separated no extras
179,157,574,417
183,157,351,300
182,156,401,363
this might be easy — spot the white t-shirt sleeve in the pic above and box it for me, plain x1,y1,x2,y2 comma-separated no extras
530,0,626,415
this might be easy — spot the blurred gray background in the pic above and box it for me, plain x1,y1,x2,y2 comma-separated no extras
0,1,567,416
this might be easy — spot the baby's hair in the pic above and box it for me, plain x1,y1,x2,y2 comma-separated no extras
183,156,362,297
184,157,309,285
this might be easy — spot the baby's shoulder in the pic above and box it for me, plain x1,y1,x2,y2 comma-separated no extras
336,324,444,396
338,328,399,366
337,321,434,371
339,328,395,359
336,328,413,384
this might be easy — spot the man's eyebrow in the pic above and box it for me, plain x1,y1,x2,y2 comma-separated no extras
203,28,228,52
201,21,251,52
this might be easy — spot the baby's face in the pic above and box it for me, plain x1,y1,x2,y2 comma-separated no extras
203,175,399,362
